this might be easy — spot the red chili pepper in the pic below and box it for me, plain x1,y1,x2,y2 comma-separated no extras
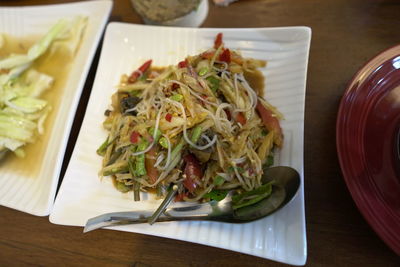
219,48,231,63
214,33,223,49
165,113,172,122
128,59,152,83
130,131,140,144
178,60,187,68
235,112,247,125
138,60,152,73
183,154,202,193
172,83,180,90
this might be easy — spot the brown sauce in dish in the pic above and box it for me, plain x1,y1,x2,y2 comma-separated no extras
0,35,73,177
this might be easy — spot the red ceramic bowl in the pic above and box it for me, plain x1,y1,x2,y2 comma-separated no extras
337,44,400,255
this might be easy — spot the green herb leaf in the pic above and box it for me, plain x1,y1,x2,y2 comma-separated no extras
232,181,273,209
204,189,228,201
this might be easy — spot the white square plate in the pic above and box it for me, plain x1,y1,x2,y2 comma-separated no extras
0,0,112,216
50,22,311,265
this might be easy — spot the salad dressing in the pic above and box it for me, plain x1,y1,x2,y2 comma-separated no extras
0,35,73,177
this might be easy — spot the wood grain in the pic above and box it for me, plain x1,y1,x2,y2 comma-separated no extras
1,0,400,266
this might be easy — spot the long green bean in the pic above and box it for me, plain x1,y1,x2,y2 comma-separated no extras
135,140,148,176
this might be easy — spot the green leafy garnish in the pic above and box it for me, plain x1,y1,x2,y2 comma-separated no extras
204,189,228,201
232,181,274,209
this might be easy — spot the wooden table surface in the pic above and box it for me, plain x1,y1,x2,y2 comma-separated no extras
1,0,400,266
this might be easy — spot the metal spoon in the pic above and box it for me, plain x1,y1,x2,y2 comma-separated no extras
84,166,300,233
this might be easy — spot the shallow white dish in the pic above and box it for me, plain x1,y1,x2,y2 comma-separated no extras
50,22,311,265
0,0,112,216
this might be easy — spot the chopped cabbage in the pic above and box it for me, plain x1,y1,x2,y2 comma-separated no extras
0,16,87,157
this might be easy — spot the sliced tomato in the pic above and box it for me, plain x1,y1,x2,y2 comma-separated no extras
183,154,202,193
219,48,231,63
165,113,172,122
256,101,283,141
214,33,223,49
235,112,247,125
178,60,187,68
128,59,152,83
183,178,197,193
130,131,140,144
145,146,158,184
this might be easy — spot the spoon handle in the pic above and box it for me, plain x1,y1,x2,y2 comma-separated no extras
83,209,213,233
84,211,166,233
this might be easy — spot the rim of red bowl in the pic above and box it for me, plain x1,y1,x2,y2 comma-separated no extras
336,44,400,255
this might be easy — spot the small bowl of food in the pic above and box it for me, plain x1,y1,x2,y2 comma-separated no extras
131,0,208,27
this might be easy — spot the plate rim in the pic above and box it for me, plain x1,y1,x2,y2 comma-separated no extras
50,22,311,265
0,0,113,216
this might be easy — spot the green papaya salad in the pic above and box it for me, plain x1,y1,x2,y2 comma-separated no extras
98,33,284,210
